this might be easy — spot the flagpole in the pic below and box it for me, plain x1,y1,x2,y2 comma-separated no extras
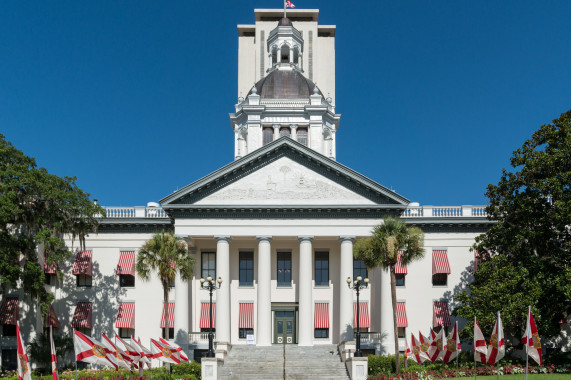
496,311,500,380
283,0,286,18
455,321,459,379
73,329,78,380
114,334,118,380
525,306,530,380
149,339,153,380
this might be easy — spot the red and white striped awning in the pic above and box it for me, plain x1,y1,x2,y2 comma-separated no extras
432,250,451,275
43,304,61,329
395,250,407,274
353,302,370,328
116,302,135,329
72,302,92,329
396,302,408,327
72,251,92,276
116,251,135,276
433,301,451,327
44,252,57,274
200,302,216,329
314,303,329,329
160,302,175,328
0,297,19,325
238,303,254,329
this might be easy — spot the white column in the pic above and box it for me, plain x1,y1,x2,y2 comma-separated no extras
339,236,355,343
379,268,394,354
174,271,190,349
298,236,314,346
256,236,272,346
215,236,231,344
290,124,297,141
273,124,280,141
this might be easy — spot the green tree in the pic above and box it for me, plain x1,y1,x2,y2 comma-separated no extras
136,231,195,340
0,134,103,319
28,330,74,371
455,110,571,342
353,216,424,374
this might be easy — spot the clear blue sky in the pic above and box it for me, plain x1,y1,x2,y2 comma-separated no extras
1,1,570,206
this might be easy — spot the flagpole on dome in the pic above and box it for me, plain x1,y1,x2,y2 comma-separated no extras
283,0,286,19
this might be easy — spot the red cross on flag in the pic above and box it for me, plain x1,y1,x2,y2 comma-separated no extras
442,321,461,363
285,0,295,8
410,333,429,364
159,338,189,362
101,333,131,370
487,312,505,365
150,338,181,364
116,336,141,365
428,326,445,362
474,317,488,363
522,307,542,366
49,326,58,380
73,329,118,369
130,337,152,368
16,322,32,380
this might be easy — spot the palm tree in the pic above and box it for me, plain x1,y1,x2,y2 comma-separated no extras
353,216,424,375
136,231,195,340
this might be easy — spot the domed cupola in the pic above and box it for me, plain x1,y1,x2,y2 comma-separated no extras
248,68,322,99
266,17,304,70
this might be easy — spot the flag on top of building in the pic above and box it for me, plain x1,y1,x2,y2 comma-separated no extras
285,0,295,9
49,326,58,380
522,307,542,366
474,317,488,363
16,322,32,380
487,312,505,365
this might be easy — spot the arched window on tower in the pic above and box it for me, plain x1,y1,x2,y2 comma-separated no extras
281,45,290,63
297,128,308,146
271,46,278,66
263,127,274,146
279,127,291,138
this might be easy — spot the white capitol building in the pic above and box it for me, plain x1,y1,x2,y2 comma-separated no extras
0,8,493,370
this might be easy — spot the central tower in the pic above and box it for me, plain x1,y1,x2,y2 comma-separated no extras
229,9,341,160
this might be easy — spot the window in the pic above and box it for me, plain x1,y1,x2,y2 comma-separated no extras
239,328,254,339
168,278,175,288
76,274,92,287
263,127,273,145
2,324,16,337
279,127,291,138
353,259,368,282
277,252,292,287
119,275,135,287
396,274,406,286
239,252,254,286
200,327,216,333
432,273,447,286
201,252,216,280
1,349,17,371
44,273,55,285
398,327,406,338
297,128,308,146
162,328,174,340
118,328,134,339
76,327,91,336
314,328,329,338
314,252,329,286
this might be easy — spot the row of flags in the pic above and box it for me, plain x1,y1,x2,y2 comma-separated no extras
404,308,542,368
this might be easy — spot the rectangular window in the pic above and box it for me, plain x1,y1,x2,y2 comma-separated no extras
277,252,292,287
314,328,329,338
44,274,55,286
76,274,92,287
1,349,17,371
119,275,135,287
239,251,254,286
396,274,406,287
432,273,447,286
314,252,329,286
353,259,368,282
398,327,406,338
168,278,175,288
239,328,254,339
201,252,216,280
2,324,16,337
263,127,274,146
297,128,308,146
162,327,174,340
118,328,134,339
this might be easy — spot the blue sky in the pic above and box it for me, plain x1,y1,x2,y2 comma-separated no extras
1,1,570,206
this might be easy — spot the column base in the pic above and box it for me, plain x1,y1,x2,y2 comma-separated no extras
201,357,219,380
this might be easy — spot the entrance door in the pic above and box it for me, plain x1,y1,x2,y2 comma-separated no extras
274,311,295,344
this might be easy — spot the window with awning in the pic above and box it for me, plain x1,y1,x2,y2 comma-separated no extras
395,250,407,286
116,251,135,276
238,302,254,339
200,302,216,329
72,251,92,276
160,302,175,328
314,303,329,338
396,302,408,327
432,249,450,286
43,304,61,329
116,302,135,329
433,301,451,327
0,297,19,325
353,302,370,329
72,302,92,329
44,252,57,274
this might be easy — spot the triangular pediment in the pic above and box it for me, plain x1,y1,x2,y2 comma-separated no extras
160,138,409,209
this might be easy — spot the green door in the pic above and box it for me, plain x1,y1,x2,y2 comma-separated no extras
274,311,296,344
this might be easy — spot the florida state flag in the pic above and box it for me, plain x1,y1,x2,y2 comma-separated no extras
150,338,181,364
522,307,542,366
411,333,429,364
487,312,505,365
428,326,444,362
73,329,118,369
132,337,152,368
159,338,189,362
16,322,31,380
49,326,58,380
474,317,487,363
442,321,461,363
116,336,141,365
101,333,131,369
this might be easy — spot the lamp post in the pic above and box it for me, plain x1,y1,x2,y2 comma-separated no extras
347,275,369,357
200,276,222,357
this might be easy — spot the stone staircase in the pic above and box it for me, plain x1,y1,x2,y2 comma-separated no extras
218,344,350,380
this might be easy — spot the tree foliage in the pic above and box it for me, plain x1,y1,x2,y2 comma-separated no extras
136,231,195,339
455,110,571,341
354,217,424,374
0,134,103,317
28,330,74,371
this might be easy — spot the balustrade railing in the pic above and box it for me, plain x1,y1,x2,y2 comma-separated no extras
402,205,487,218
189,331,214,345
359,332,382,346
103,206,168,218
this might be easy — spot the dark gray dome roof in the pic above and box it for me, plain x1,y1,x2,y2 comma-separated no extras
278,17,293,26
248,69,323,99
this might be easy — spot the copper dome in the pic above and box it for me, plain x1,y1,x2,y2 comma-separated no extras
249,69,322,99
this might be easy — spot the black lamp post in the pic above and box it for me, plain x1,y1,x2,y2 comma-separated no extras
200,276,222,358
347,275,369,357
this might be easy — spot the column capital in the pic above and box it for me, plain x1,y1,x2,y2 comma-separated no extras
339,236,355,243
298,236,314,243
214,236,231,243
256,236,272,243
289,124,298,130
